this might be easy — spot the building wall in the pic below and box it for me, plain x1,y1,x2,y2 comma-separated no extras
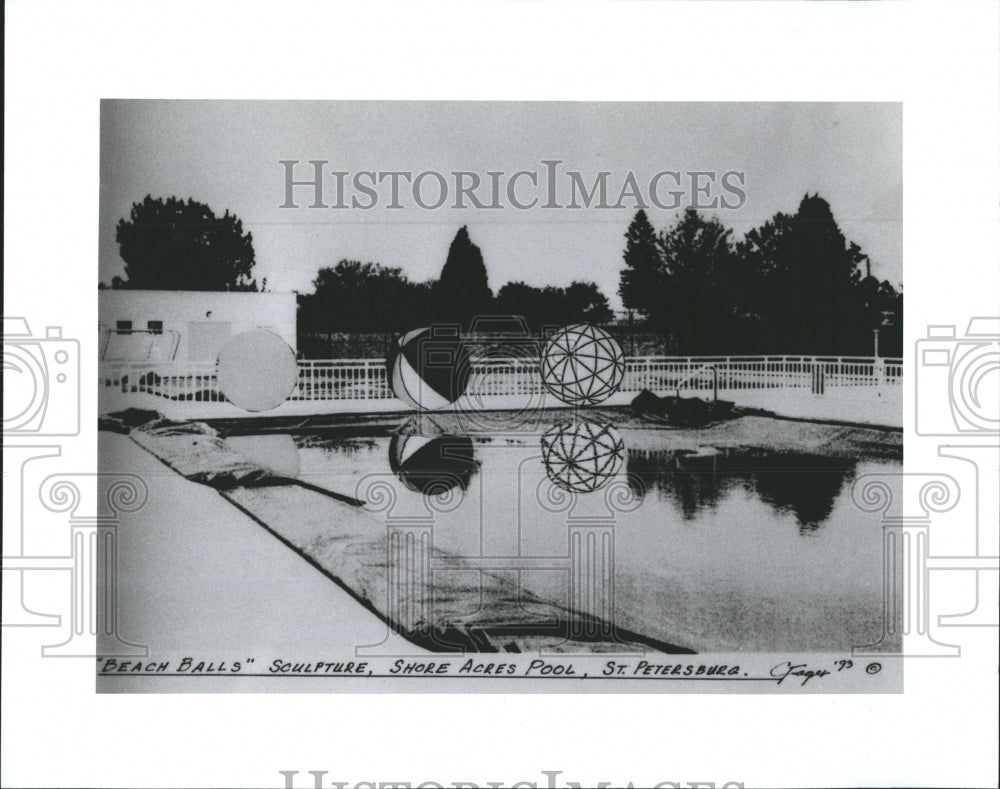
99,290,297,362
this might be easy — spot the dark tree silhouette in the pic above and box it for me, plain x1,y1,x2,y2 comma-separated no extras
657,209,738,353
785,194,863,353
495,282,547,329
113,196,259,291
561,281,614,325
495,280,613,330
436,226,493,328
618,209,662,323
734,211,794,351
298,260,434,332
737,194,874,354
620,195,902,356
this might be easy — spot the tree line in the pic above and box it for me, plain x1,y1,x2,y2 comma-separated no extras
104,198,613,334
106,193,902,356
619,195,902,357
297,225,613,334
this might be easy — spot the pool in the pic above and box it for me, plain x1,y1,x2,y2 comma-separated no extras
216,410,902,654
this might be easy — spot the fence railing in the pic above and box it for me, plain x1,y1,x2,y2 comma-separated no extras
100,355,903,405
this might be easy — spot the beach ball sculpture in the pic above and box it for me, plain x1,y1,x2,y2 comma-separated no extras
388,434,477,495
539,324,625,406
217,329,299,412
540,421,625,493
387,327,472,410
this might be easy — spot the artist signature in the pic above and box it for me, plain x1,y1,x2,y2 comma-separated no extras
769,661,832,686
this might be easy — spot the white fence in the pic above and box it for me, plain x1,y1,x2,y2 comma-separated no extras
100,355,903,405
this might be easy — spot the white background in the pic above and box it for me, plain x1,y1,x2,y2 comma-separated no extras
4,2,999,787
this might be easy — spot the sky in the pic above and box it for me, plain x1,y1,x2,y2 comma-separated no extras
100,101,902,309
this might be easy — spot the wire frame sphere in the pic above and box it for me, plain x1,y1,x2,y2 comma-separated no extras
540,421,625,493
539,324,625,406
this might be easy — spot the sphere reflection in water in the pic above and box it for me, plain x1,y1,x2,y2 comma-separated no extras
540,422,625,493
388,434,477,495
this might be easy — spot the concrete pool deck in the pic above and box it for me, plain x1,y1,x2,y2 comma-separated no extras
99,383,903,429
97,430,422,692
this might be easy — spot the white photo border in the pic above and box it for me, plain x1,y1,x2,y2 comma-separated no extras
3,2,998,788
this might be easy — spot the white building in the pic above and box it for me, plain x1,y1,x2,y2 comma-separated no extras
99,290,297,363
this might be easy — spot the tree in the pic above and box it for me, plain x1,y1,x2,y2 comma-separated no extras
113,195,260,290
618,209,662,322
495,280,614,330
735,211,796,352
657,209,738,353
436,226,493,328
298,260,433,332
561,281,614,325
737,194,876,354
614,197,901,356
495,281,547,329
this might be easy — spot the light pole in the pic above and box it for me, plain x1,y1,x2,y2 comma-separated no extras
873,328,880,359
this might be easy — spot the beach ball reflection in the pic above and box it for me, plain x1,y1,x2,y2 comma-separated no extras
388,434,477,495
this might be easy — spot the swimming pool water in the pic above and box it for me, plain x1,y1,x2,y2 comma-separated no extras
238,415,901,653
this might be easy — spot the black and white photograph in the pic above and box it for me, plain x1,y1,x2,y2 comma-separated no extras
3,2,998,788
95,100,905,691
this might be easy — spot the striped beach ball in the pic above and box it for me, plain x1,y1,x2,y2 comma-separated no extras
387,327,472,410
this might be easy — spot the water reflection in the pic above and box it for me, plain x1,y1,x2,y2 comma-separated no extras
290,419,860,532
540,422,625,493
626,447,855,532
223,434,301,478
279,418,895,652
387,434,478,495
